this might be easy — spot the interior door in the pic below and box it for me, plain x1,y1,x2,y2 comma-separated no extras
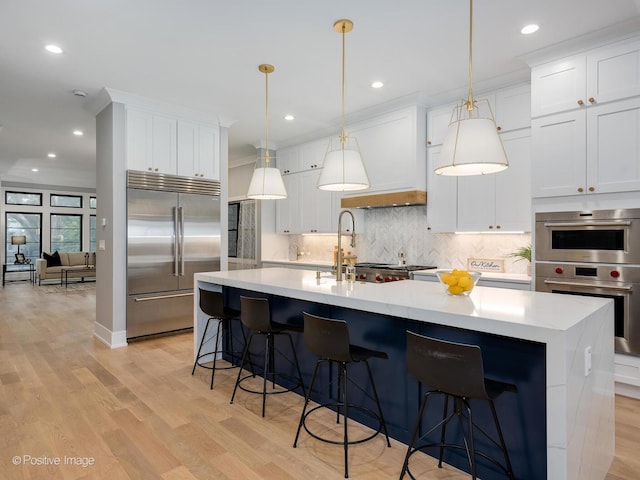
178,193,220,290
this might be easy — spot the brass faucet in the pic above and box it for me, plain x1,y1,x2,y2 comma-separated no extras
336,209,356,282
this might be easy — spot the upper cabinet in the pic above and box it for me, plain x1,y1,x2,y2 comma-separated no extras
344,105,427,195
125,106,220,180
177,121,220,179
532,40,640,117
531,37,640,197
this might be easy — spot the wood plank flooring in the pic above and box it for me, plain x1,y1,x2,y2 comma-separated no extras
1,282,639,479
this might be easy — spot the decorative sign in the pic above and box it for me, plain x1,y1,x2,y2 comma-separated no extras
467,258,504,273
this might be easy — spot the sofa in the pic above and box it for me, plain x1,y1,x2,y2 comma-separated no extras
36,251,96,285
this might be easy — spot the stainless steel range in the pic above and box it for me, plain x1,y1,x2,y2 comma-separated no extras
354,263,437,283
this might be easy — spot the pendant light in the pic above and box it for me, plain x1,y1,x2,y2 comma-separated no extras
317,19,370,191
247,64,288,199
434,0,508,176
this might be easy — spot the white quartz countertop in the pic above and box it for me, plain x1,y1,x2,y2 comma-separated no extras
196,268,609,345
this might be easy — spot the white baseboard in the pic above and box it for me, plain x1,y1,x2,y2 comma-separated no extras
615,382,640,399
93,322,128,349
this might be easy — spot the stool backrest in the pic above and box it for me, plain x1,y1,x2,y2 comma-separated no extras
406,331,488,400
303,312,351,362
240,296,272,331
199,289,225,318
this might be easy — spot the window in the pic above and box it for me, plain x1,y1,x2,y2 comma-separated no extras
89,215,97,252
5,191,42,206
228,202,239,258
50,214,82,252
5,213,42,263
89,197,97,209
50,194,82,208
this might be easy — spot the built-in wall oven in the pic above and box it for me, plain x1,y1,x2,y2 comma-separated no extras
535,209,640,356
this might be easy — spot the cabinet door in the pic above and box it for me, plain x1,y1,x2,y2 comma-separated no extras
300,169,334,233
456,171,496,232
177,120,198,177
531,55,585,117
152,114,177,175
277,146,301,174
587,40,640,105
531,111,586,198
586,97,640,194
126,109,153,171
299,139,326,172
275,173,301,234
197,125,219,179
177,122,219,179
494,84,531,132
427,103,456,147
495,130,532,232
426,147,457,232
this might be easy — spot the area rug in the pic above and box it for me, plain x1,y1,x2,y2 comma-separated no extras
39,282,96,294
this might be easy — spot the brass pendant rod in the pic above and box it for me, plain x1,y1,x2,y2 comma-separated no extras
340,22,347,145
258,64,275,166
466,0,475,113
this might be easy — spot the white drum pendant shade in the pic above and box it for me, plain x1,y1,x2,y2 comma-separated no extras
317,139,369,191
247,166,287,199
435,116,508,176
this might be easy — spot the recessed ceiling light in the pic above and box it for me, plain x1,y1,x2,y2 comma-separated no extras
73,130,83,136
284,114,295,121
31,168,39,172
47,153,56,158
72,89,87,97
371,81,384,89
521,24,539,35
45,44,63,54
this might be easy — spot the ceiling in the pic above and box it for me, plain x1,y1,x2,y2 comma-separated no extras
1,0,640,189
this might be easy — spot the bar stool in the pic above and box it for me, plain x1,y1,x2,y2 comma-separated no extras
192,289,249,389
400,331,516,480
293,312,391,479
230,296,306,417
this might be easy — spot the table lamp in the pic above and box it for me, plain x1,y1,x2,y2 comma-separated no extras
11,235,26,259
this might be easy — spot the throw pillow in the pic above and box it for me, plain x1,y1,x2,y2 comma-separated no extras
43,251,62,267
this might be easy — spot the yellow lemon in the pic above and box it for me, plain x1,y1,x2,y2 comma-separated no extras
443,274,459,286
448,285,464,295
458,276,474,291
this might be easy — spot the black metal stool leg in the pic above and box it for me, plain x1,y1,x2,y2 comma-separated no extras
438,393,449,467
400,391,431,479
293,360,322,447
363,360,391,447
262,334,270,417
192,317,213,375
342,362,349,478
210,319,223,389
230,332,255,405
285,333,307,397
489,399,515,480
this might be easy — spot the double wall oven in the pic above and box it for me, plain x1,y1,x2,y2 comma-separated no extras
535,209,640,356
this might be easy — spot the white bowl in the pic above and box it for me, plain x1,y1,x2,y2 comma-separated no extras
435,269,481,296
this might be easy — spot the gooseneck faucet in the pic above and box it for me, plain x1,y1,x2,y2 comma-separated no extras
336,209,356,282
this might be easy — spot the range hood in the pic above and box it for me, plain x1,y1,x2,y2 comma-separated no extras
341,190,427,209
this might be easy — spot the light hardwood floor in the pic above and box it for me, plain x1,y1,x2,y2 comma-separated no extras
1,282,638,479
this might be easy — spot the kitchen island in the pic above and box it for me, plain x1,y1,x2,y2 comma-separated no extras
194,267,614,480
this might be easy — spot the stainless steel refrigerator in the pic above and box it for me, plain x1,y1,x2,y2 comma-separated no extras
126,170,221,339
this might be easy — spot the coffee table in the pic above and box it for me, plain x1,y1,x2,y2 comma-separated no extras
60,266,96,288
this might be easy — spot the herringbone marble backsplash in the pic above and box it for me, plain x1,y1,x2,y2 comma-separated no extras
291,206,532,274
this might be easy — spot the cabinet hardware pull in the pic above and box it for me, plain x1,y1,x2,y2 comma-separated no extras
496,225,501,229
588,97,595,103
489,225,494,229
588,186,595,192
427,140,432,145
496,126,502,131
577,99,584,106
154,168,159,172
577,187,584,192
148,167,152,171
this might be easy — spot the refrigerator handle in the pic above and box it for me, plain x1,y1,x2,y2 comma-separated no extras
179,205,185,276
173,206,179,276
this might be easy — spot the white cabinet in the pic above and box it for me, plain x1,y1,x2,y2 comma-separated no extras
344,105,427,194
531,38,640,198
275,173,301,234
532,39,640,117
177,121,220,179
426,103,456,147
494,84,531,132
532,94,640,197
126,107,220,179
126,109,177,175
457,130,532,232
426,147,457,232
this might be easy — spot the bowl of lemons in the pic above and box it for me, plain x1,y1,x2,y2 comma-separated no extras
435,269,481,296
